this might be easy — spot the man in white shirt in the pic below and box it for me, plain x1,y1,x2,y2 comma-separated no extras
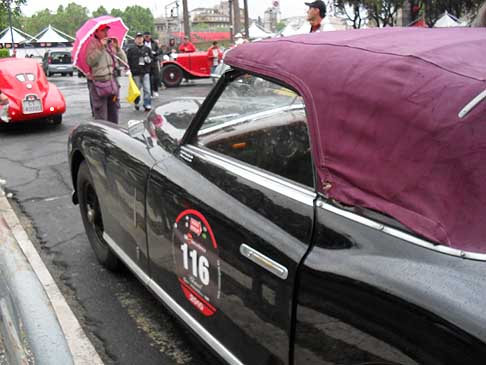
305,0,326,32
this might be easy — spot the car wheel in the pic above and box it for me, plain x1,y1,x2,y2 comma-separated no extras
69,72,73,77
77,161,120,271
61,73,66,76
161,65,183,87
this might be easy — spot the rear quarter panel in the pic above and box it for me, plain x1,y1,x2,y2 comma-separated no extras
294,198,486,364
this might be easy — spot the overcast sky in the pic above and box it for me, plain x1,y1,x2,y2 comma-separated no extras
21,0,309,20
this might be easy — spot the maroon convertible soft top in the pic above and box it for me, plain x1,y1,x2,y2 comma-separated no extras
225,28,486,253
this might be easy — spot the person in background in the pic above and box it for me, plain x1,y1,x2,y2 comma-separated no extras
126,32,153,112
165,38,177,59
207,41,223,75
143,31,161,97
86,24,127,124
0,90,8,105
305,0,326,32
179,36,196,53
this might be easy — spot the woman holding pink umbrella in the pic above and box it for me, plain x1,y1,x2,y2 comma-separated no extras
85,23,127,124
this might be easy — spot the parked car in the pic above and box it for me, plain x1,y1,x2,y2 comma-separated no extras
0,58,65,125
160,51,211,87
69,28,486,364
42,50,74,77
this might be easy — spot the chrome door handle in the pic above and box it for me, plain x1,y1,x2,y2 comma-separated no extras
240,244,288,280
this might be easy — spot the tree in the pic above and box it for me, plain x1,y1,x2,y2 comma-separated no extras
110,8,124,18
54,3,89,36
123,5,155,36
363,0,405,27
421,0,482,27
275,21,286,32
0,0,27,30
20,8,53,36
335,0,367,28
92,6,109,18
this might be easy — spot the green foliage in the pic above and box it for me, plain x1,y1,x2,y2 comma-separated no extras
363,0,405,27
122,5,155,37
421,0,483,26
275,21,286,32
0,48,10,58
0,0,27,29
110,8,124,18
92,6,109,18
17,2,159,40
192,22,210,31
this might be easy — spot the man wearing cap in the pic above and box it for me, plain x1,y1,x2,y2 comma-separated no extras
305,0,326,32
86,23,127,123
126,32,153,111
143,31,161,97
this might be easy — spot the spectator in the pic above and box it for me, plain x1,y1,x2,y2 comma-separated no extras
207,41,223,74
85,24,127,124
0,90,8,105
143,31,161,97
179,36,196,53
305,0,326,32
127,32,153,111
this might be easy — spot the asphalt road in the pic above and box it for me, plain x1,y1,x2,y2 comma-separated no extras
0,75,222,365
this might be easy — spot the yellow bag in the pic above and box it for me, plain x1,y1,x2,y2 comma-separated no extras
126,75,141,104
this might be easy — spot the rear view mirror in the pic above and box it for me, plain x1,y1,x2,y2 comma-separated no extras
127,119,144,137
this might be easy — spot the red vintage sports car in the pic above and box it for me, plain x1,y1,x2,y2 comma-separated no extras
160,51,211,87
0,58,66,124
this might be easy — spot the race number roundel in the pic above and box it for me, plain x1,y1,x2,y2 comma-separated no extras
173,209,221,316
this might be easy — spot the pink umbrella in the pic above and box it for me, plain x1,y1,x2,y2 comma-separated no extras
72,15,129,75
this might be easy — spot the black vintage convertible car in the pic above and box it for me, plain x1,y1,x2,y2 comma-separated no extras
69,28,486,364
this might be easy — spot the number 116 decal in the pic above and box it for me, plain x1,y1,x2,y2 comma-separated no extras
172,209,221,316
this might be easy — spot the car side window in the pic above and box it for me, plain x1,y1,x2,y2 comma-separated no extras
195,74,314,188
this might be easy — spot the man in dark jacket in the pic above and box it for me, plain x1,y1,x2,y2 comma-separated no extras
143,31,161,97
126,32,152,111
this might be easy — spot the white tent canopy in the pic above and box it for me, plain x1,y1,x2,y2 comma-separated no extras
0,27,33,43
434,11,464,27
280,22,302,37
34,25,74,43
248,22,274,39
295,16,336,34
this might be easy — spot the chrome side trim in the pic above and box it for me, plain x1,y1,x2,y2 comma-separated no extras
458,89,486,119
179,149,193,163
316,200,486,261
182,145,316,207
240,244,288,280
102,233,244,365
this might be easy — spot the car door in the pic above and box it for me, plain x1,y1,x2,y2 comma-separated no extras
146,73,316,364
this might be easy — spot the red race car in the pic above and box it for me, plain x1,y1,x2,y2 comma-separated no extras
160,51,211,88
0,58,66,125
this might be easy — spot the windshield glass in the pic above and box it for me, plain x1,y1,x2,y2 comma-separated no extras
200,74,303,133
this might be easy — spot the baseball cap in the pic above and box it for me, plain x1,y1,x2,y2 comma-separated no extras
143,31,151,35
97,24,111,31
305,0,326,11
135,32,144,37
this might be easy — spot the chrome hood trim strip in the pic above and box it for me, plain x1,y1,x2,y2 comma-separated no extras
316,200,486,261
183,145,316,207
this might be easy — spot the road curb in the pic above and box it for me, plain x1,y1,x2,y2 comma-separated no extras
0,186,103,365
